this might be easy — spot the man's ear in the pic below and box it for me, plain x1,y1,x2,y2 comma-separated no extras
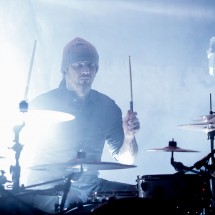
96,65,99,73
63,67,69,75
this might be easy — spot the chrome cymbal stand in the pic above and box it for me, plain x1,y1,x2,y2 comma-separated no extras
9,123,25,193
207,130,215,205
9,40,37,193
206,94,215,210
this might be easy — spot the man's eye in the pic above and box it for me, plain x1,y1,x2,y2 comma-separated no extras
88,63,96,69
77,64,83,68
72,64,83,69
71,62,96,70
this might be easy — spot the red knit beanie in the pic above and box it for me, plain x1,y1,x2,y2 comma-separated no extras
61,37,99,74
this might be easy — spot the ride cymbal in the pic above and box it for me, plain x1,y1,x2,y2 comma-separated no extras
29,161,137,171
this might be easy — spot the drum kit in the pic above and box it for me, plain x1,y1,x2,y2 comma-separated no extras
0,115,137,215
1,90,215,215
0,109,214,215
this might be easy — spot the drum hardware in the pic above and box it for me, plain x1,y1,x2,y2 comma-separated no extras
59,172,82,214
3,39,75,213
88,190,138,203
21,177,65,190
8,122,25,193
145,137,215,214
64,202,99,215
147,139,199,173
0,170,11,188
11,174,82,214
0,186,49,215
177,93,215,211
193,149,215,170
25,149,137,214
177,94,215,133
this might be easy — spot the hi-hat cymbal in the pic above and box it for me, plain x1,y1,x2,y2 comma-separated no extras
29,161,137,171
177,122,215,133
147,146,199,152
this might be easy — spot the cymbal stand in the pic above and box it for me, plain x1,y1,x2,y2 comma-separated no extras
9,40,36,192
57,151,85,214
0,170,7,188
207,93,215,207
9,123,25,193
58,173,72,214
207,130,215,206
169,140,203,174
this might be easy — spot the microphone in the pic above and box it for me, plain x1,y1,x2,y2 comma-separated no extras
207,36,215,76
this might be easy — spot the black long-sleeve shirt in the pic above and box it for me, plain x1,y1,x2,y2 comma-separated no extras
21,80,124,188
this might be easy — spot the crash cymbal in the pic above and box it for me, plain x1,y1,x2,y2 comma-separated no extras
192,114,215,123
147,146,199,152
29,161,137,171
177,122,215,133
19,109,75,123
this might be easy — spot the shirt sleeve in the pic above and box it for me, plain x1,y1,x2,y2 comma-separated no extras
105,102,124,158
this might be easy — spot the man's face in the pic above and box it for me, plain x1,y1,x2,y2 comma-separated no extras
65,61,98,92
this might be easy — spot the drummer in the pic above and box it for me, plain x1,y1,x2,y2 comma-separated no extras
23,37,140,213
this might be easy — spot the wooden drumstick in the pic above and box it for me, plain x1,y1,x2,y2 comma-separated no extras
19,40,37,113
129,55,133,113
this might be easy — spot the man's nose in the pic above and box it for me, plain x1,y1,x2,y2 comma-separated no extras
81,65,90,73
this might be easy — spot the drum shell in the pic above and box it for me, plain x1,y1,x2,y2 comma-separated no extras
137,173,211,212
91,197,178,215
88,190,138,203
